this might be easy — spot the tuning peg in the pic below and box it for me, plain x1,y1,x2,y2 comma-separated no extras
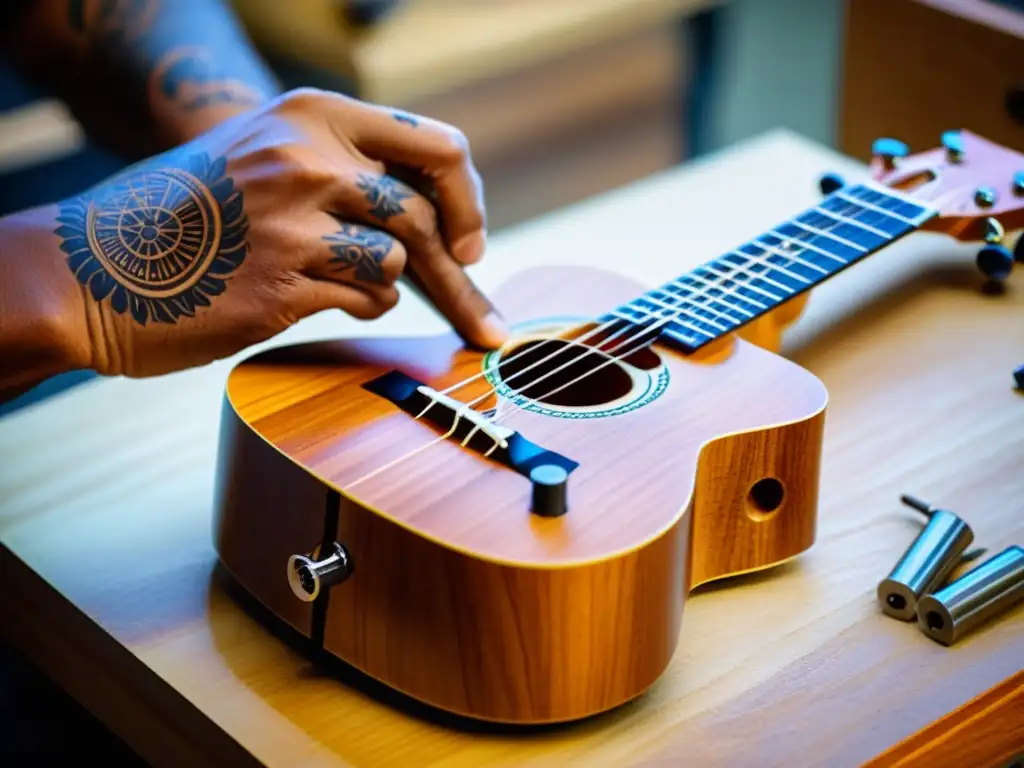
1013,171,1024,196
1015,232,1024,265
974,186,998,208
976,244,1014,282
941,130,965,163
872,137,908,170
818,172,845,195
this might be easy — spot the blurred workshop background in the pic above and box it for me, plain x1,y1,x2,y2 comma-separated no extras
2,0,1022,227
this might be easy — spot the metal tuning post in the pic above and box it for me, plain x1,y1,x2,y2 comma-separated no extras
872,137,908,171
916,545,1024,646
877,494,978,620
287,542,352,602
941,129,965,163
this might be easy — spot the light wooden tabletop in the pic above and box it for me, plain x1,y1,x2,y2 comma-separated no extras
2,129,1023,767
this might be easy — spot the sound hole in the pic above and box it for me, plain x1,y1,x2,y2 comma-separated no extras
496,338,644,407
747,477,785,521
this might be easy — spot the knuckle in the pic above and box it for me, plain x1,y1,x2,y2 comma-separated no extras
402,199,440,244
276,87,327,111
438,128,471,161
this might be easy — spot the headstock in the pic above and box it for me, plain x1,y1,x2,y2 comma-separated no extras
819,130,1024,283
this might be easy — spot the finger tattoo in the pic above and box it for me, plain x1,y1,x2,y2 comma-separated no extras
356,173,413,223
323,224,394,284
392,110,419,127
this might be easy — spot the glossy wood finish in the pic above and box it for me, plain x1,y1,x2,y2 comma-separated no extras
2,131,1022,766
213,265,826,722
862,670,1024,768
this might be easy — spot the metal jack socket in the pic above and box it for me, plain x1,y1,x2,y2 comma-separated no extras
917,545,1024,646
287,541,352,602
877,495,977,621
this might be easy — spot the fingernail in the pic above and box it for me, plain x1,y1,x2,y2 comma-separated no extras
455,230,486,264
481,311,509,347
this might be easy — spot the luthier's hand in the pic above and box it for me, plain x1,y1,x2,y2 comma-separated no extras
0,88,506,382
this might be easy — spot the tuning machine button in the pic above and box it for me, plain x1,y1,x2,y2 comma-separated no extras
941,130,965,163
974,186,998,208
1013,171,1024,196
976,244,1014,282
287,541,352,602
817,172,845,195
872,137,908,171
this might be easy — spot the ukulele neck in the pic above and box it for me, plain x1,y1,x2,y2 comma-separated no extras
605,181,938,353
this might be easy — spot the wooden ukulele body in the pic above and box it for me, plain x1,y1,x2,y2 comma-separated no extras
212,265,826,724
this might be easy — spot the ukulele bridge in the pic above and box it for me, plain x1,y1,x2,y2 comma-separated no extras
362,370,579,483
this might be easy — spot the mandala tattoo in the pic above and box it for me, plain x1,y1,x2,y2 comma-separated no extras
392,110,419,127
55,151,249,326
323,224,393,284
356,174,413,223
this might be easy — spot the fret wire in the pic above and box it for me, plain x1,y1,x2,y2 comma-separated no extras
621,305,715,340
747,239,820,280
642,292,733,332
812,206,890,240
650,285,756,324
662,275,765,316
652,251,794,336
758,234,837,274
727,256,798,296
615,185,926,347
855,179,934,215
835,189,916,224
675,265,777,312
706,260,789,302
612,307,706,338
654,288,738,331
781,222,863,259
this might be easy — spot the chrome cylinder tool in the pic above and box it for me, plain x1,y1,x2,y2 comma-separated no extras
877,494,977,621
917,545,1024,646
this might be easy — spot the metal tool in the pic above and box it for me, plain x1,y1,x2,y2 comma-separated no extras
877,494,979,620
917,545,1024,646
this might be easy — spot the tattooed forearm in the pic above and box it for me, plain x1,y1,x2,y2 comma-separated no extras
55,149,249,325
1,0,281,156
323,224,394,284
156,47,265,111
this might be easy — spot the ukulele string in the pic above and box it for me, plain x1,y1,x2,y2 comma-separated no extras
425,194,865,421
345,196,872,489
422,203,832,417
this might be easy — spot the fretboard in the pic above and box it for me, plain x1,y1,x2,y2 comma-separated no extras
605,182,938,352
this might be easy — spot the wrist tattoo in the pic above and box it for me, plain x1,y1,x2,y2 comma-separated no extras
55,150,249,326
356,173,413,223
323,224,393,284
392,110,419,128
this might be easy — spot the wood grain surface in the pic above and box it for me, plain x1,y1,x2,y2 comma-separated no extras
2,130,1022,767
862,670,1024,768
214,265,825,723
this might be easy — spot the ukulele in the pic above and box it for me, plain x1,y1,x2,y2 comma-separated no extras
212,130,1024,724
